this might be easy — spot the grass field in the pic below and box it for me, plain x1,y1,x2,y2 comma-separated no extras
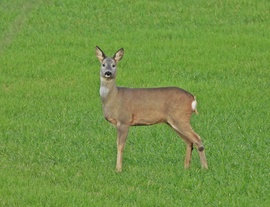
0,0,269,206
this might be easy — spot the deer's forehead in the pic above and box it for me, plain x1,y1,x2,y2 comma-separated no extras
103,58,115,64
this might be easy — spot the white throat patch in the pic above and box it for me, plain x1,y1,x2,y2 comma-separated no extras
100,86,110,97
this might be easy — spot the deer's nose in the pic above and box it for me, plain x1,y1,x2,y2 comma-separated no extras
104,71,112,77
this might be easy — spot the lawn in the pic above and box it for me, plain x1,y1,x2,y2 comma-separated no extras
0,0,269,206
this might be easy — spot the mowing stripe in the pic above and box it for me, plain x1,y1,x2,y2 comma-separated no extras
0,1,40,56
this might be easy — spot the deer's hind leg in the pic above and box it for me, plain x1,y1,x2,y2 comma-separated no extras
183,139,193,169
167,119,208,169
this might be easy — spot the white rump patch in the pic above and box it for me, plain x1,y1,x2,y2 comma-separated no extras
191,99,197,111
100,86,110,97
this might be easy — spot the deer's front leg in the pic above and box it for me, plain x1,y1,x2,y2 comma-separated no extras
116,124,129,172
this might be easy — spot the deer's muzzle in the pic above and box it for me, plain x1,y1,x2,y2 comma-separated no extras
104,71,112,78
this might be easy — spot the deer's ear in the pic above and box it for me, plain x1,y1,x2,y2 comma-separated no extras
113,48,124,63
95,46,106,63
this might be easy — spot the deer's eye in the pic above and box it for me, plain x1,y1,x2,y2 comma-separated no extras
112,64,116,68
102,64,105,67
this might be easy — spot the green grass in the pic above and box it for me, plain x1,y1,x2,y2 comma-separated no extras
0,0,269,206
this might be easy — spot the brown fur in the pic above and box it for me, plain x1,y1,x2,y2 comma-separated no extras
95,46,208,172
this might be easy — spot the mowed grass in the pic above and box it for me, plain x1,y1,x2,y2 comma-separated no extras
0,0,269,206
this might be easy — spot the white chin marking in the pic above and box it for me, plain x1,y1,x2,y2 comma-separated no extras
100,86,110,97
191,100,197,111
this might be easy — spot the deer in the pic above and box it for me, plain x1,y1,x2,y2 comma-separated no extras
95,46,208,172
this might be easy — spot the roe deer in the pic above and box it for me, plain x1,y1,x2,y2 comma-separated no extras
95,46,208,172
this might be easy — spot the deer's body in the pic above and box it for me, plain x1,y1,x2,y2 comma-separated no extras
95,46,208,172
101,85,195,126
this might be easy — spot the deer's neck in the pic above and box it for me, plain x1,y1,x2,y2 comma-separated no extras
100,78,118,102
